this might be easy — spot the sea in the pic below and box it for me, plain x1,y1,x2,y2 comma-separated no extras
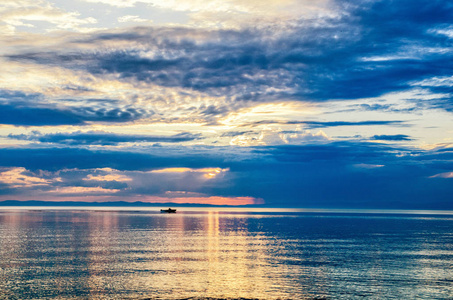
0,207,453,299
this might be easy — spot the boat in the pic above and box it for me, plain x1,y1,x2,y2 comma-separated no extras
160,208,177,213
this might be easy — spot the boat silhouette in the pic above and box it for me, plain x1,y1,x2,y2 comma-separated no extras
160,208,177,213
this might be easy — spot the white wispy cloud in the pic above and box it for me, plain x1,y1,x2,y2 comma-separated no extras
229,129,329,146
118,15,149,23
80,0,337,28
430,172,453,179
0,0,98,34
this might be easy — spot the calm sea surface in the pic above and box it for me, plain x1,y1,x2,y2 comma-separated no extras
1,207,453,299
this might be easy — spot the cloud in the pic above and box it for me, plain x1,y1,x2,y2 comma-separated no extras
430,172,453,179
0,90,152,126
84,172,132,182
221,131,254,137
8,131,202,145
0,103,84,126
150,167,228,179
139,196,261,206
0,147,224,172
0,163,236,202
0,142,452,208
356,103,420,113
80,0,335,26
353,163,385,169
47,186,121,195
371,134,412,141
0,167,53,188
117,15,148,23
0,0,98,34
0,103,150,126
237,143,453,208
229,129,329,146
4,0,453,112
239,120,405,128
71,106,151,123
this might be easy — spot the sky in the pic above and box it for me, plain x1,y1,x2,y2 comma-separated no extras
0,0,452,208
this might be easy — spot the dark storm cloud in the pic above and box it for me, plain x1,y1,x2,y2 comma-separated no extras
8,131,202,145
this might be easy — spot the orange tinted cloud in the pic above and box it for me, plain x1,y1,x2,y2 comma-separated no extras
48,186,121,194
140,195,263,206
0,167,53,188
151,167,228,179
